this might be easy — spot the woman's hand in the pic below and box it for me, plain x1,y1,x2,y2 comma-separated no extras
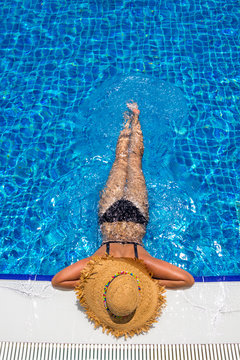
144,256,195,289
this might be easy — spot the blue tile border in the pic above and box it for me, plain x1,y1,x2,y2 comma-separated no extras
194,275,240,282
0,274,240,282
0,274,53,281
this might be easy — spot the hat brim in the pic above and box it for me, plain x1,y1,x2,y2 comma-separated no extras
75,255,166,338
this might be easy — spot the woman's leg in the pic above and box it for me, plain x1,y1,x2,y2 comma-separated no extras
124,111,149,220
98,116,131,217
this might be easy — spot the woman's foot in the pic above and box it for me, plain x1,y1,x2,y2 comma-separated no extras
126,101,140,116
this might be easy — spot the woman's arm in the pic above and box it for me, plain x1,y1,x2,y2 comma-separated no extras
51,257,91,290
51,254,194,290
144,257,195,289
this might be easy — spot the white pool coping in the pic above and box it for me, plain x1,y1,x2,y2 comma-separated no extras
0,280,240,344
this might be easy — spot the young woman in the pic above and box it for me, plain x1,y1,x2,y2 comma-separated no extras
51,102,194,338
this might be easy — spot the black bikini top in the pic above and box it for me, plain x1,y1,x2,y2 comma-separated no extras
103,240,143,259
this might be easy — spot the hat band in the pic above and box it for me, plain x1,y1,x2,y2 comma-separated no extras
103,271,141,318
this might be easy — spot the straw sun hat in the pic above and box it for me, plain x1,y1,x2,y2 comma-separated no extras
75,254,166,338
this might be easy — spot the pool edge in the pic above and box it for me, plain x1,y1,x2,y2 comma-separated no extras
1,274,240,282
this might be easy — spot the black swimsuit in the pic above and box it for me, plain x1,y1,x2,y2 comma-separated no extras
99,199,148,258
99,199,148,226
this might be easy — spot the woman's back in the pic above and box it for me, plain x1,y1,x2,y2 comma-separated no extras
94,241,153,261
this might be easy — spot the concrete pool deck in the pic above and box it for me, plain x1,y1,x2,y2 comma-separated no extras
0,280,240,344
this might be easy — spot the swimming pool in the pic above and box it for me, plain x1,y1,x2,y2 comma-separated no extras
0,0,239,281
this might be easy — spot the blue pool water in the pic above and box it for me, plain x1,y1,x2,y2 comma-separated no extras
0,0,239,279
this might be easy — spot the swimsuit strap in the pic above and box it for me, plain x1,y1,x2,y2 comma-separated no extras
104,241,140,259
134,243,138,259
103,240,143,246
